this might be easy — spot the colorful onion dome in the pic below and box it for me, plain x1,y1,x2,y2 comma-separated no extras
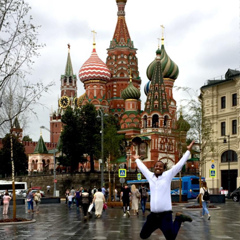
79,46,111,83
122,76,140,100
144,81,151,96
146,45,179,81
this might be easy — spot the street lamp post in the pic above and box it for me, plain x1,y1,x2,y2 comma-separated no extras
97,109,108,188
40,126,57,197
223,134,231,199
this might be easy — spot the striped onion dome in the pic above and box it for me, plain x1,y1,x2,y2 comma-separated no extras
79,47,111,83
144,81,151,96
146,45,179,81
121,79,140,100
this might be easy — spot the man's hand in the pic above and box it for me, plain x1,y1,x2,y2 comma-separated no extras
132,154,140,161
187,140,195,151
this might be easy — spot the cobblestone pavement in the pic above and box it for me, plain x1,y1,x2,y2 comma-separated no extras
0,200,240,240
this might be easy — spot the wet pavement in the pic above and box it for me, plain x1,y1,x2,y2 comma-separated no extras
0,199,239,240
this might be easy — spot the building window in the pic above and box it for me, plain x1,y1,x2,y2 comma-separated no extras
164,115,168,127
221,96,226,109
152,114,159,128
232,120,237,134
221,150,238,162
232,93,237,106
221,122,226,136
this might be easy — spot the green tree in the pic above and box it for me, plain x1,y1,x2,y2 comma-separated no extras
22,135,32,141
175,86,214,206
0,134,28,176
60,107,83,173
80,104,100,172
104,115,125,162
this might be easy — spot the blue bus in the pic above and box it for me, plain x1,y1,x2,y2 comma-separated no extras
126,175,205,199
171,175,205,199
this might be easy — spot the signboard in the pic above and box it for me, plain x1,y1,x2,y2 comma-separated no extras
118,169,127,178
209,169,216,178
211,164,215,169
137,173,142,180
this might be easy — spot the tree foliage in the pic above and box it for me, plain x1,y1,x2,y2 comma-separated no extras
175,86,214,170
0,133,28,176
0,0,43,91
59,104,125,172
0,0,54,133
22,135,32,141
59,106,83,172
104,115,125,162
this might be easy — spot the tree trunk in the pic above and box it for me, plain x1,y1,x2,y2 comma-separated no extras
10,132,16,219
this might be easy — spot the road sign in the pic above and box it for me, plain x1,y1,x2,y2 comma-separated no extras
54,179,57,183
211,159,214,163
211,164,215,169
137,173,141,180
118,169,127,178
209,169,216,178
120,178,125,184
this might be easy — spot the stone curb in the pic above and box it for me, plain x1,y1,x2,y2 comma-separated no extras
0,219,36,225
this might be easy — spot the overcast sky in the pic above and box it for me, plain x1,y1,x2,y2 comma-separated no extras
24,0,240,142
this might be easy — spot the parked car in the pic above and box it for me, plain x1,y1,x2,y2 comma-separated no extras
230,187,240,202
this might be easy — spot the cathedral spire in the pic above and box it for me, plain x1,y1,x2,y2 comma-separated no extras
65,44,74,76
110,0,132,48
144,49,169,114
91,30,97,50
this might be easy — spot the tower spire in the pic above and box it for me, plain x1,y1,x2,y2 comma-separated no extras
160,25,165,45
91,30,97,49
65,43,73,76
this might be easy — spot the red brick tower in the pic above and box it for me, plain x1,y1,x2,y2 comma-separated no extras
50,44,77,143
106,0,141,117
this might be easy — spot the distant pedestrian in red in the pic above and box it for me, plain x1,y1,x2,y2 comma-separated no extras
2,191,11,215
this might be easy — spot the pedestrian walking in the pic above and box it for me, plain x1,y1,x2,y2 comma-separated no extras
34,190,41,213
131,184,140,216
75,188,81,210
139,184,148,216
121,184,131,217
93,188,105,218
81,188,90,221
197,181,211,220
70,187,75,205
26,188,34,213
65,189,70,204
68,193,74,209
2,191,11,215
133,140,195,240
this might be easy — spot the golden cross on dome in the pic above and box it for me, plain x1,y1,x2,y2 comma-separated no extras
91,30,97,47
160,25,165,44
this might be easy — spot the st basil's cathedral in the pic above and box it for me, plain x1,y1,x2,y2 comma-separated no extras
26,0,190,173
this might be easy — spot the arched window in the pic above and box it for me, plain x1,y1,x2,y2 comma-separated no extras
143,115,147,128
221,150,238,162
164,115,168,127
152,114,159,128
